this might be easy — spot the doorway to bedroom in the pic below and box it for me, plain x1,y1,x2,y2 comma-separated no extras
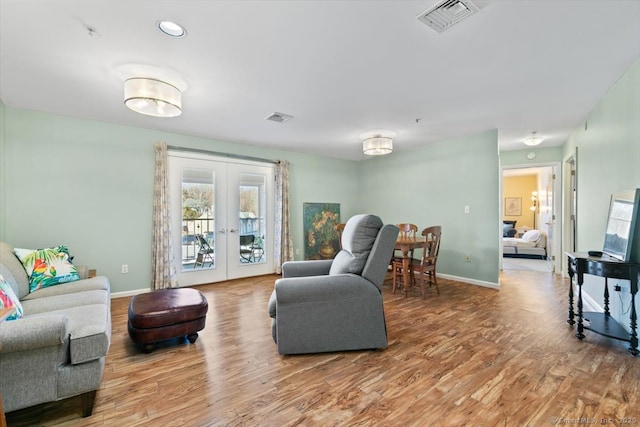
501,165,557,273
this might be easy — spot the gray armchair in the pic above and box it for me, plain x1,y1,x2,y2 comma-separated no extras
268,214,399,355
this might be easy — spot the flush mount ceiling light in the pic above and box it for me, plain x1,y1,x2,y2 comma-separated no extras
124,78,182,118
157,20,186,38
360,130,396,156
523,131,544,146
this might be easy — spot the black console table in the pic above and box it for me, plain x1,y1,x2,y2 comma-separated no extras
566,252,639,355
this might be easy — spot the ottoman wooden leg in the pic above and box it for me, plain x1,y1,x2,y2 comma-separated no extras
142,343,155,354
187,333,198,344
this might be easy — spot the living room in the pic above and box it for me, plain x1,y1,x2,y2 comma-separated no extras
1,1,639,425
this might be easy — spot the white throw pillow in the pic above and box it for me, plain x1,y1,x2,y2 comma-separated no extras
522,230,540,242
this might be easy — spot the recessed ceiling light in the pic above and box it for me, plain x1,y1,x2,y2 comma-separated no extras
157,20,186,38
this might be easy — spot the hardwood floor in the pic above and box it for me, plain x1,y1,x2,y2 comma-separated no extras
6,271,640,426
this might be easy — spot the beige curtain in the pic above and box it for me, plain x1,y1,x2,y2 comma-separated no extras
151,142,175,289
275,160,293,274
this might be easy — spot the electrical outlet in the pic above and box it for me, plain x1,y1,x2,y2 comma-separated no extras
465,255,471,262
615,282,630,292
121,264,129,274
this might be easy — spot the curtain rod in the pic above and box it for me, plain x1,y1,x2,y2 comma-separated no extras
167,145,279,165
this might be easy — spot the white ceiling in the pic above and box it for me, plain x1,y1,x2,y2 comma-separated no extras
1,0,639,161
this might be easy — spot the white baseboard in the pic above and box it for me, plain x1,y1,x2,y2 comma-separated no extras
581,289,603,312
438,273,499,289
112,273,500,298
110,288,151,299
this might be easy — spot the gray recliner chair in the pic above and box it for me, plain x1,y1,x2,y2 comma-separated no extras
268,214,399,355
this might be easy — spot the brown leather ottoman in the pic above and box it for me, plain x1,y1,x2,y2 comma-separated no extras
128,288,208,353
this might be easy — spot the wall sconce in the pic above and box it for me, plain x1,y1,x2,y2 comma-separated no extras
530,191,537,211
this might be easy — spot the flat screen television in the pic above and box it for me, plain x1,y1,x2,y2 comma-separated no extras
602,188,640,261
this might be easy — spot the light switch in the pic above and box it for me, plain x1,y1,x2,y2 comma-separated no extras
464,205,470,214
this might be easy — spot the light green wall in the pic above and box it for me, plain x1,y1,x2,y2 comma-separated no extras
500,146,564,166
360,129,500,285
562,58,640,329
287,156,362,260
564,58,640,255
1,107,501,292
0,99,6,241
2,108,360,293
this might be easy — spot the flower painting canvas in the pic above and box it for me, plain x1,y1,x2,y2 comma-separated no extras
303,203,341,260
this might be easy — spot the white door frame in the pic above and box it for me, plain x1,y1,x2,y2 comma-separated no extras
562,150,578,277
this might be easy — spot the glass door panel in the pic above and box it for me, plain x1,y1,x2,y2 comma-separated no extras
181,168,216,270
169,154,227,286
227,163,274,279
238,173,266,264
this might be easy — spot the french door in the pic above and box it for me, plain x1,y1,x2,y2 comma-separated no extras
168,152,275,286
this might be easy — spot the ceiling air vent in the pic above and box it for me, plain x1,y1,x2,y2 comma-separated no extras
417,0,479,33
265,112,294,123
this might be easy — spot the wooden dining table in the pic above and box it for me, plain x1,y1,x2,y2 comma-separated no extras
394,236,426,297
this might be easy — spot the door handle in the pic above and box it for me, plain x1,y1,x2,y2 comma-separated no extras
218,228,226,234
229,228,238,233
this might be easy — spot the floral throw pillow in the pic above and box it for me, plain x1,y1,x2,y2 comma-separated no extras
0,273,23,320
14,245,81,293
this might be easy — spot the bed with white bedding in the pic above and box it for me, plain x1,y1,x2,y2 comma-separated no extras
502,229,546,259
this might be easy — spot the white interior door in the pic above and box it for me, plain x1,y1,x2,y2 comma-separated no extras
169,152,274,286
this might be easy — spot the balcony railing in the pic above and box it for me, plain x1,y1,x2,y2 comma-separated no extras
181,217,264,267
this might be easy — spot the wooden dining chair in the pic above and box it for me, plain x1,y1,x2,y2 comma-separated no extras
397,223,417,239
411,226,442,297
393,223,417,256
336,223,346,249
391,223,418,293
391,257,409,294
